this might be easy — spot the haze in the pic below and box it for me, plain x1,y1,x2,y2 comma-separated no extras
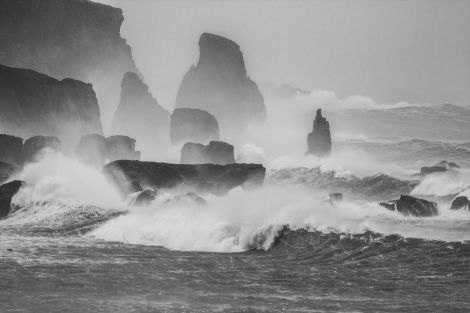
99,0,470,109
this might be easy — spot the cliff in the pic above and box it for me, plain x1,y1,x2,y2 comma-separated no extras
176,33,266,135
0,65,103,147
111,72,170,150
0,0,138,129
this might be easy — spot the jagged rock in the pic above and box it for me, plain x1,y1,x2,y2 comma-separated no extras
170,108,220,144
420,160,459,176
0,180,24,218
329,193,343,204
134,189,157,207
111,72,170,149
176,33,266,135
23,135,61,163
75,134,140,167
106,135,141,162
0,0,137,129
165,192,207,206
0,162,19,185
0,65,102,146
0,134,23,166
75,134,109,168
450,196,469,211
379,195,438,217
104,160,265,196
307,109,332,157
181,141,235,165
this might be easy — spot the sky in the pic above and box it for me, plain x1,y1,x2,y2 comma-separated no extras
100,0,470,110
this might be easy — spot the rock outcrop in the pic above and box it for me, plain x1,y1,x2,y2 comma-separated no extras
175,33,266,135
170,108,220,144
420,160,459,176
379,195,438,217
76,134,140,167
0,134,23,166
104,160,266,196
0,65,102,146
111,72,170,150
23,136,61,164
106,135,141,162
307,109,332,157
450,196,469,211
0,0,137,129
0,162,19,185
181,141,235,165
0,180,24,218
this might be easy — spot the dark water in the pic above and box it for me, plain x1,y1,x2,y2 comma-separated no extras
2,138,470,312
1,229,470,313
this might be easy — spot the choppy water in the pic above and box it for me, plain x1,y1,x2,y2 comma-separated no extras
1,138,470,312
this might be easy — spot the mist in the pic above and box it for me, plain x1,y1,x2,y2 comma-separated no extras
100,0,470,109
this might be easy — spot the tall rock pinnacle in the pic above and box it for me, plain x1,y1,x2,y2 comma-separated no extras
176,33,266,136
111,72,170,150
307,109,332,157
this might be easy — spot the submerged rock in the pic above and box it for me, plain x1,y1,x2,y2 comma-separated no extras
450,196,469,211
181,141,235,165
0,134,23,166
23,136,61,164
420,160,459,176
0,180,24,218
111,72,170,149
104,160,265,196
170,108,220,144
307,109,332,157
175,33,266,135
134,189,157,207
379,195,438,217
0,65,103,146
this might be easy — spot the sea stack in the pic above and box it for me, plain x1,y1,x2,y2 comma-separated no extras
175,33,266,135
170,108,220,144
307,109,332,157
111,72,170,150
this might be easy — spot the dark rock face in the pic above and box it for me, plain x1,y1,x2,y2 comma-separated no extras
76,134,140,167
0,65,102,146
170,108,220,144
104,160,266,196
23,136,61,164
111,72,170,149
379,195,438,217
0,134,23,166
106,135,141,162
420,160,459,176
0,180,24,218
450,196,469,211
181,141,235,165
307,109,332,157
0,162,19,185
176,33,266,134
0,0,137,129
